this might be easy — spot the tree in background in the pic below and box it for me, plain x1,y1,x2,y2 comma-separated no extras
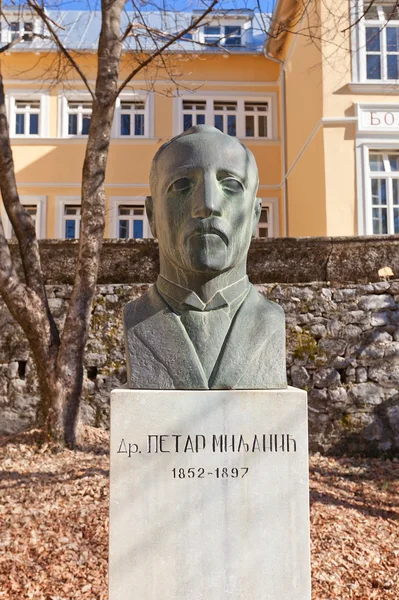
0,0,218,448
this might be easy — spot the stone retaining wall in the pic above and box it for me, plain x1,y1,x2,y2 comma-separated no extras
2,278,399,455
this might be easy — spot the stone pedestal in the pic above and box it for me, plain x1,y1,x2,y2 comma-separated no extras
109,388,311,600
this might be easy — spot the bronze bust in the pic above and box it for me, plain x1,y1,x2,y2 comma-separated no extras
124,125,287,389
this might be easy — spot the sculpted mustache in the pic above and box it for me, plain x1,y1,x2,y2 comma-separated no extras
185,220,230,244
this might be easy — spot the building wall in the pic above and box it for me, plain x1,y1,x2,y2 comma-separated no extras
1,51,283,239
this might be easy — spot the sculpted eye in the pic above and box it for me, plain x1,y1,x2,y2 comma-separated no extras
220,177,244,194
168,177,192,193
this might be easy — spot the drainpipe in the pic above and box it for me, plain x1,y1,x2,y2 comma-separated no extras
263,47,288,237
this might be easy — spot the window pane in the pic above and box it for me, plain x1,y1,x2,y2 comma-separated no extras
260,208,269,222
389,155,399,171
387,54,399,79
394,207,399,233
386,27,399,51
214,114,224,132
393,179,399,205
134,113,145,136
371,178,387,205
15,113,25,134
29,113,39,135
225,25,241,46
258,227,268,238
121,114,130,135
366,27,381,51
65,207,78,215
65,220,76,238
119,207,130,215
367,54,381,79
133,208,144,215
204,26,220,35
82,115,91,135
196,114,206,125
258,115,267,137
245,115,254,137
119,220,129,239
369,154,384,171
68,113,77,134
227,115,236,136
365,4,379,19
133,220,143,238
184,114,193,131
372,207,388,233
383,5,399,19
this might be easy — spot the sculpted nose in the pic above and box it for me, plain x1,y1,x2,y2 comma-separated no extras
191,175,222,218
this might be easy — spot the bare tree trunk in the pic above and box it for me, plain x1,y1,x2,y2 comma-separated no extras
56,0,126,448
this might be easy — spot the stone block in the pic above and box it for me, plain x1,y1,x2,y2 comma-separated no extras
358,295,396,311
109,389,311,600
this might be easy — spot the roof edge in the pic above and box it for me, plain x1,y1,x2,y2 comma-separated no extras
265,0,297,57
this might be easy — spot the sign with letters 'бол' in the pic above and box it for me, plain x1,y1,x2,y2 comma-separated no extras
109,388,311,600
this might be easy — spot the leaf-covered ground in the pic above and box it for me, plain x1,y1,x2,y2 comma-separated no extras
1,427,398,599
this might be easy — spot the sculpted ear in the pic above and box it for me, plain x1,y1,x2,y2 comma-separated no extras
145,196,157,238
252,198,262,237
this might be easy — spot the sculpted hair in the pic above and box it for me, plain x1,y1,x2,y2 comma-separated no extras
149,125,259,195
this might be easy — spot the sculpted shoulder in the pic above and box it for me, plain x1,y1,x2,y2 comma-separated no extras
248,285,285,328
123,285,165,331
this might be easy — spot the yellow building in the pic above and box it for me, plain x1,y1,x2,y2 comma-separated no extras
268,0,399,237
0,9,283,240
2,3,397,240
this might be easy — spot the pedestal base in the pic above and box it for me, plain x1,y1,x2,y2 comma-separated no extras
109,388,311,600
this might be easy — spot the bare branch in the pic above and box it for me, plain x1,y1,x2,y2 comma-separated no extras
117,0,218,95
25,0,95,99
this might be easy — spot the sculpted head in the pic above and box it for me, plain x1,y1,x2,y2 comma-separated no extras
146,125,261,275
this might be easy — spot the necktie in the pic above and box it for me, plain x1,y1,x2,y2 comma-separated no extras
180,308,231,380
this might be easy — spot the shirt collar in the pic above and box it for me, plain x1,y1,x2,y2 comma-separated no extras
156,274,250,312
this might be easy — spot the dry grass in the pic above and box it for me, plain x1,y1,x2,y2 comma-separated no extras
0,427,398,599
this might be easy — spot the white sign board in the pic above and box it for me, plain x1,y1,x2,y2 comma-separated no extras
358,104,399,132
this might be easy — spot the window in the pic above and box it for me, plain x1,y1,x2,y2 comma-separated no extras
361,2,399,80
14,100,40,135
202,23,243,46
204,25,221,44
179,96,273,139
182,100,206,130
244,102,269,137
117,205,145,239
120,100,146,137
214,101,237,135
8,20,33,42
224,25,241,46
1,196,46,239
66,100,92,136
256,207,271,238
368,151,399,234
64,205,81,239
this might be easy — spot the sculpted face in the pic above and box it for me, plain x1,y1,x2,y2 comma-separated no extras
147,126,261,274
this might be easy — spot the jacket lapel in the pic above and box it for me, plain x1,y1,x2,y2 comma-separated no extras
133,300,208,389
209,286,277,389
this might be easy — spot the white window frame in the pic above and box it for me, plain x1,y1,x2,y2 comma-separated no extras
115,93,152,138
357,142,399,235
255,198,279,238
109,197,152,239
197,18,252,47
55,196,81,239
60,95,92,138
0,15,37,44
1,195,46,239
7,91,49,138
175,92,275,140
351,0,399,84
